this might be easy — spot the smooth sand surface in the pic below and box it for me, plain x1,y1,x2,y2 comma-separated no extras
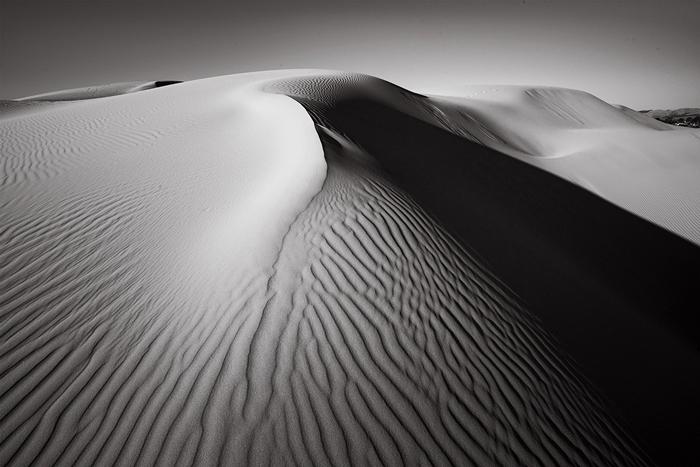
2,70,697,466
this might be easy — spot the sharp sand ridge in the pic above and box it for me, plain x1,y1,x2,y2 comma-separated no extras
14,81,183,102
0,70,692,466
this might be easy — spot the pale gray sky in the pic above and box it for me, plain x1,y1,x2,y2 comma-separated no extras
2,1,698,109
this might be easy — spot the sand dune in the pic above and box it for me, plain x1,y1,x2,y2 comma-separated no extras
14,81,183,102
422,85,700,246
2,70,696,466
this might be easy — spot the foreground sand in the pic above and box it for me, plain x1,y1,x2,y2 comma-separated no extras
2,70,697,466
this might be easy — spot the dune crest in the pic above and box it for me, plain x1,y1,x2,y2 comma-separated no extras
14,81,183,102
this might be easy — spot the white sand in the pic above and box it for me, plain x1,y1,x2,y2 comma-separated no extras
0,71,671,466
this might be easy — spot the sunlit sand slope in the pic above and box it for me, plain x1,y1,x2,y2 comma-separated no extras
0,70,684,466
424,85,700,246
1,70,327,466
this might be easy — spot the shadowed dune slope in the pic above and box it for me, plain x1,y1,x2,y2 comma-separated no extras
422,86,700,246
269,73,700,466
0,70,692,466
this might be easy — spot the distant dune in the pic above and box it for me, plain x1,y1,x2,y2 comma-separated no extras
2,70,698,466
14,81,183,102
420,86,700,247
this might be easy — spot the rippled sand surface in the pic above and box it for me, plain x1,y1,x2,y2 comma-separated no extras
3,70,697,466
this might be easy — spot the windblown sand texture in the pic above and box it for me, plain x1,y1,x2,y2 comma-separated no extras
2,70,697,466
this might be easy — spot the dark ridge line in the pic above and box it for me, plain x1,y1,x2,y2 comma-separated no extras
154,81,182,88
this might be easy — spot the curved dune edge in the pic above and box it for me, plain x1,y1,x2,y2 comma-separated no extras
14,81,183,102
1,70,690,466
1,81,184,120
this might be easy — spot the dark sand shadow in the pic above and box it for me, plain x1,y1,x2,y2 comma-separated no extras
290,93,700,466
